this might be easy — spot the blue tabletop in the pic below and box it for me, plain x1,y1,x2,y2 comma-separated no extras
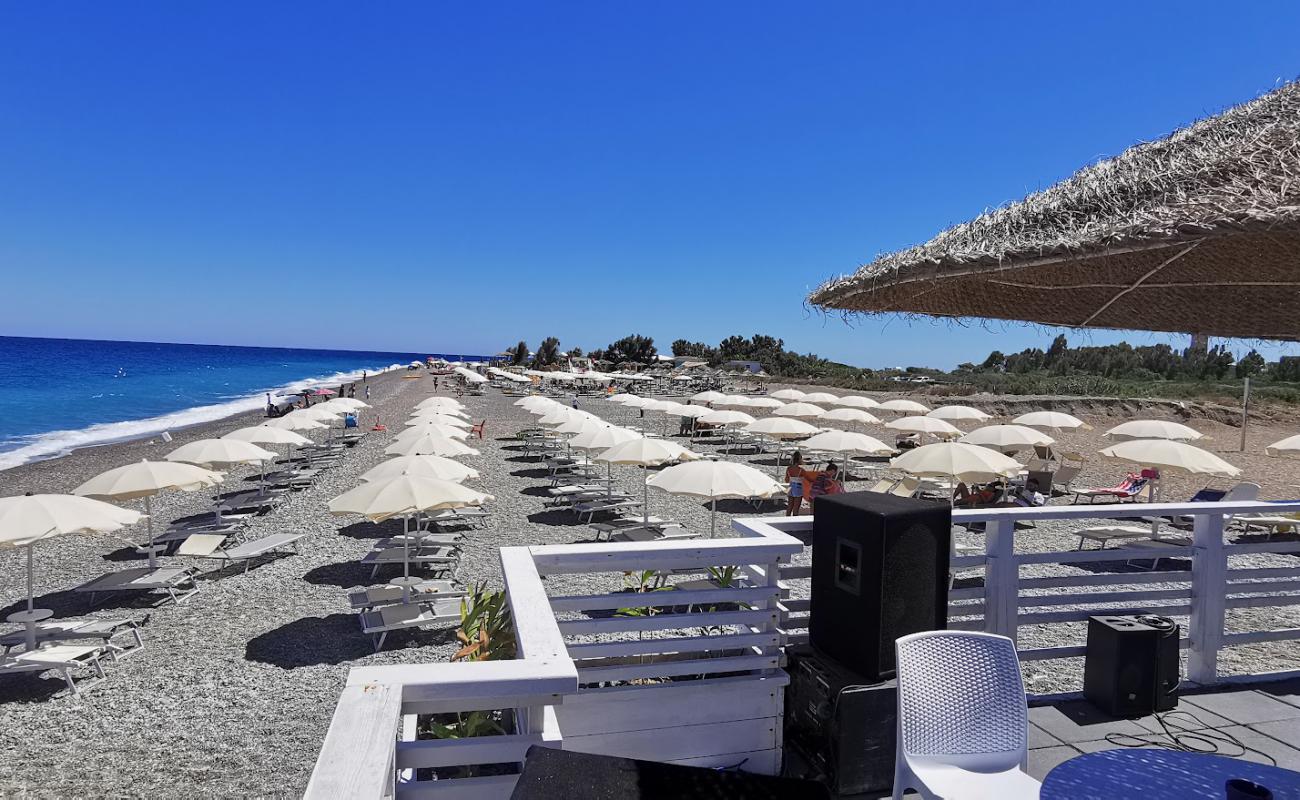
1043,750,1300,799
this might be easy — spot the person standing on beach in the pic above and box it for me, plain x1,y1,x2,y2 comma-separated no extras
362,370,367,383
785,451,807,516
365,383,371,400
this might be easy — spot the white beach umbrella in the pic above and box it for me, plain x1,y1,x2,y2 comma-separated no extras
384,433,480,458
73,460,224,566
329,476,492,596
607,394,639,405
406,412,473,428
745,397,785,410
802,392,840,405
675,406,714,419
928,405,992,423
802,430,893,458
959,424,1055,454
359,455,479,484
647,460,783,537
263,413,328,432
415,397,466,411
771,389,807,401
222,426,311,447
0,494,144,649
298,404,344,421
885,416,961,439
698,410,756,427
745,417,821,439
393,422,471,441
619,396,652,409
1105,420,1203,442
595,438,703,523
325,397,369,411
876,399,931,414
773,402,827,419
715,395,755,409
1266,434,1300,457
891,442,1022,483
819,407,881,426
690,391,727,404
569,426,642,453
165,438,276,469
830,395,880,409
1013,411,1090,431
554,416,607,436
538,407,586,426
640,399,682,413
1099,439,1240,479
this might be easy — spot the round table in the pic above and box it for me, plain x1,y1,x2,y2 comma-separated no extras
1043,749,1300,799
7,608,54,650
388,576,423,601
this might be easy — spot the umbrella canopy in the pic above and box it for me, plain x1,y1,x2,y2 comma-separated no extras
928,405,991,423
406,412,473,428
298,405,344,422
384,433,480,458
74,460,224,502
360,455,479,483
619,396,652,409
164,439,276,469
959,424,1055,453
594,438,701,466
607,394,640,405
323,397,369,411
891,442,1022,483
553,416,608,436
647,460,784,537
415,397,466,411
1105,420,1203,442
538,408,587,426
885,416,961,438
818,407,881,426
0,494,143,547
876,399,931,414
802,392,840,405
1013,411,1089,431
830,395,880,409
1100,439,1240,478
1266,434,1300,457
744,397,785,410
808,81,1300,340
329,476,492,521
263,413,328,432
392,422,471,442
690,391,726,403
770,389,807,401
569,426,643,453
222,426,312,447
639,399,682,413
745,417,821,439
802,430,894,456
674,406,714,419
698,410,756,427
773,402,827,419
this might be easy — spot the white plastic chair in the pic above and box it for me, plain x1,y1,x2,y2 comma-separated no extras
893,631,1041,799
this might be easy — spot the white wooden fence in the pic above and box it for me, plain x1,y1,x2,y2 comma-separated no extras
735,499,1300,685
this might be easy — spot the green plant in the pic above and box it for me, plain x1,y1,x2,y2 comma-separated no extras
424,711,506,740
615,570,671,617
452,583,516,663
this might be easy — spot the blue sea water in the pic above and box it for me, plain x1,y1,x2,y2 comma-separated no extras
0,336,491,470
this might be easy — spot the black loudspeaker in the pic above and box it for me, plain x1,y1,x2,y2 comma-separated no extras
1083,615,1180,717
784,645,897,796
810,492,951,680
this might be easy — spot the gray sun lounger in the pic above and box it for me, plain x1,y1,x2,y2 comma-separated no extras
611,527,699,543
347,580,466,611
362,545,460,578
0,618,144,658
75,566,200,606
376,532,463,549
177,532,308,574
0,644,109,695
359,597,462,651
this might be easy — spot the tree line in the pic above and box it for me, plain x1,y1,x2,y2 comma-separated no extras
966,335,1284,382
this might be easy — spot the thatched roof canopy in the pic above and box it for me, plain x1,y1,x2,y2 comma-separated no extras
809,81,1300,340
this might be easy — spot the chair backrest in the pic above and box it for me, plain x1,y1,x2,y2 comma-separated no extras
176,534,226,557
1053,465,1081,487
895,631,1028,765
1221,482,1261,503
891,476,921,497
381,603,426,625
867,478,896,493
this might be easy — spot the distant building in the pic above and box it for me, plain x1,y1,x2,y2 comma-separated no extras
721,360,764,374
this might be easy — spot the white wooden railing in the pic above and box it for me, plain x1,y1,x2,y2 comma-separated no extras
306,521,803,798
734,499,1300,686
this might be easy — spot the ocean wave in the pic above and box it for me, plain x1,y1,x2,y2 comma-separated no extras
0,363,400,471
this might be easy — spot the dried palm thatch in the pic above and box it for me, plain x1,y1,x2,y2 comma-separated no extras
809,81,1300,340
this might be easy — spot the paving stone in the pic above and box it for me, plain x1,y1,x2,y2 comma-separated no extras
1134,703,1234,734
1026,745,1080,781
1219,724,1300,769
1256,678,1300,711
1029,722,1064,750
1183,690,1300,725
1251,716,1300,746
1029,701,1149,743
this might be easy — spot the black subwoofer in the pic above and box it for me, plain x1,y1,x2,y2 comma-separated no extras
810,492,951,680
1083,615,1180,717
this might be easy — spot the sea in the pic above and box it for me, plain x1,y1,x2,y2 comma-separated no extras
0,336,492,470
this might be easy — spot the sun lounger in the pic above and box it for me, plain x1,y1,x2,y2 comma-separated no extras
610,527,700,543
359,597,462,651
588,516,675,540
0,618,144,658
177,532,308,574
890,477,921,498
347,580,466,611
425,508,491,530
574,499,642,523
0,644,108,695
362,545,459,578
379,532,463,549
75,566,200,606
1075,524,1159,550
1072,476,1148,504
1236,514,1300,537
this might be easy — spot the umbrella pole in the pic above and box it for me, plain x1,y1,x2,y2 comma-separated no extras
26,543,34,613
643,467,649,525
402,516,411,601
145,495,157,567
711,497,716,539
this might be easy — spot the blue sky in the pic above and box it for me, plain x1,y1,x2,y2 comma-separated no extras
1,2,1298,368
